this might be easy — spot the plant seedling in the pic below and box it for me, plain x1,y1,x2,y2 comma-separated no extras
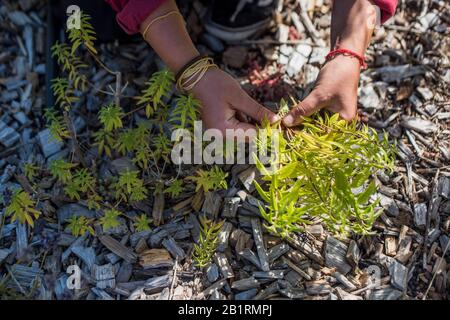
192,216,224,268
5,189,41,227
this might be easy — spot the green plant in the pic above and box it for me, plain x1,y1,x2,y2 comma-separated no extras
113,170,148,202
86,193,103,211
188,166,228,193
51,78,79,111
192,216,224,268
134,214,152,232
138,69,174,117
51,41,87,90
114,128,137,155
115,123,150,156
67,11,97,54
5,189,41,227
66,216,95,236
254,112,395,239
132,144,151,170
98,104,123,132
23,162,40,181
93,128,115,157
132,132,172,170
49,159,76,183
255,174,310,239
152,133,171,162
164,179,184,198
93,104,123,157
44,108,70,142
99,209,121,231
171,94,201,135
64,168,96,200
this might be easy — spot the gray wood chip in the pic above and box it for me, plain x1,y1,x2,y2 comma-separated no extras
370,287,403,300
162,237,186,261
93,263,115,289
38,128,63,158
71,246,96,270
199,279,227,299
237,249,261,269
222,197,240,218
252,270,285,279
235,288,258,300
389,260,408,291
144,274,171,294
413,203,427,228
202,191,222,219
401,116,438,134
250,218,270,271
268,243,290,263
231,277,260,291
324,236,352,275
99,235,137,263
214,252,234,279
217,221,233,252
0,120,20,148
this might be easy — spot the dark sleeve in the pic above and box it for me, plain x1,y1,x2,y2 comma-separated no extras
105,0,167,34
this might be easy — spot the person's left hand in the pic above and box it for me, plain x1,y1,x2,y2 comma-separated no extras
282,54,361,127
192,68,279,137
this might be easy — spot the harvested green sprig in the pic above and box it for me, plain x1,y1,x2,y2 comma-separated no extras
254,112,396,239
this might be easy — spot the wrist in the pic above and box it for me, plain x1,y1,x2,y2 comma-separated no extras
191,67,215,95
332,0,377,55
326,54,361,74
139,1,200,74
170,50,201,75
177,57,218,93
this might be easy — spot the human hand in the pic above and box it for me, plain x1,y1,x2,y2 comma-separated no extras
282,54,361,127
192,68,279,136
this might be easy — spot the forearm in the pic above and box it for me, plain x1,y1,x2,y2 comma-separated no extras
330,0,378,55
139,0,198,73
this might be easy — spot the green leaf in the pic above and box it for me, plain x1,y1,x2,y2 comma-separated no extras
277,162,298,180
357,181,377,204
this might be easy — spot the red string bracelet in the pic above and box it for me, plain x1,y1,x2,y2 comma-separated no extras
325,47,367,69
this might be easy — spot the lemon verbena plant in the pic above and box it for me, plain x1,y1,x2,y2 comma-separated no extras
254,112,396,239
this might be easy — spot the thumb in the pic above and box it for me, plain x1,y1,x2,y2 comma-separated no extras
282,91,323,127
232,89,280,124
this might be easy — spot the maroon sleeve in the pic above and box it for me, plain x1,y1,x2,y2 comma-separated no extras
105,0,167,34
372,0,398,24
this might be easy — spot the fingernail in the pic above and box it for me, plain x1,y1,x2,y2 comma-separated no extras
283,114,294,126
271,114,280,123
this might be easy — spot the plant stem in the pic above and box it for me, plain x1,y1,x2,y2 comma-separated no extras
114,71,122,108
86,48,123,108
63,111,87,167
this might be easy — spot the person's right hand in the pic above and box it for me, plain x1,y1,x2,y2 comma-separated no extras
282,54,360,127
192,68,279,138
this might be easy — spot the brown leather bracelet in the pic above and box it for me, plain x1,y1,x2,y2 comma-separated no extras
175,54,210,83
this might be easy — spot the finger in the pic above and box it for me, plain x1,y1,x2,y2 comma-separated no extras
327,107,357,122
282,91,322,127
224,117,258,142
236,110,249,123
326,99,357,122
232,89,280,124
